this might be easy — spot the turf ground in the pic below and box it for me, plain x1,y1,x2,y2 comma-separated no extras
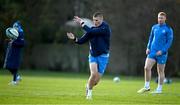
0,70,180,105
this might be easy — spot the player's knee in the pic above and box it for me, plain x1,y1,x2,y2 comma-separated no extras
158,70,165,75
91,73,96,78
90,73,97,82
144,66,150,71
91,71,98,77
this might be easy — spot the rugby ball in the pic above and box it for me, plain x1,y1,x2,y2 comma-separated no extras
113,77,120,83
82,18,94,28
6,27,19,39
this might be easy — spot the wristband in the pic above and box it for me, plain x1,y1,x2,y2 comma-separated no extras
81,22,84,25
73,37,77,41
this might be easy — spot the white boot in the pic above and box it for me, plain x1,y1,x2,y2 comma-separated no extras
86,85,92,100
86,89,92,100
8,81,18,85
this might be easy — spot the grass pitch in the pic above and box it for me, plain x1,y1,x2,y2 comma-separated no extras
0,70,180,105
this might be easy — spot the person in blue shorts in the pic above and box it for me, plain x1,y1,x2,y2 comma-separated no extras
137,12,173,94
67,12,111,99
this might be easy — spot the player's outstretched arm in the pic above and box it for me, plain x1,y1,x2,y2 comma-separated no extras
67,32,90,44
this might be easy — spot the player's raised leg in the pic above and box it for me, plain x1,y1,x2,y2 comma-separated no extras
137,58,156,93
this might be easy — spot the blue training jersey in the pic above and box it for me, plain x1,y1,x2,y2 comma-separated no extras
147,23,173,54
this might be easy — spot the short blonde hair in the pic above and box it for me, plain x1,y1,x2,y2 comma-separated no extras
158,12,166,17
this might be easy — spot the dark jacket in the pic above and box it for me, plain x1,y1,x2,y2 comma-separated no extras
3,22,25,70
76,21,111,57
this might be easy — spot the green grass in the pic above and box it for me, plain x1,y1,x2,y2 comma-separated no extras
0,70,180,105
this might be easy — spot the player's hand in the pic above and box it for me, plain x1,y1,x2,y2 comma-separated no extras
67,32,75,40
146,49,150,55
156,51,162,56
73,16,83,25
